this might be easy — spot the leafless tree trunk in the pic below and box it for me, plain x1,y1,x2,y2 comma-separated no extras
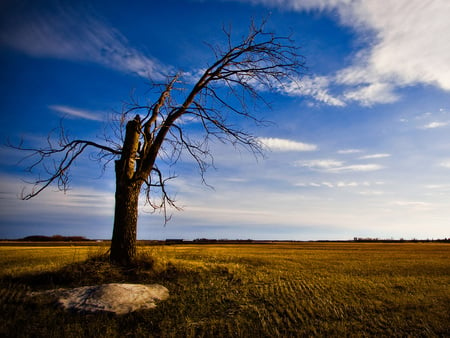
11,21,306,266
110,117,142,264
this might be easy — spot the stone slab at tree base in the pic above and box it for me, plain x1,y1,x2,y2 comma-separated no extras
31,283,169,315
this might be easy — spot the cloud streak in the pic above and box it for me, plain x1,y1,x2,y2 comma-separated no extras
326,164,384,173
337,149,363,155
258,137,317,152
49,105,104,121
295,159,343,169
359,153,391,160
233,0,450,106
295,180,383,189
282,76,345,106
0,5,171,80
422,121,449,129
295,159,384,173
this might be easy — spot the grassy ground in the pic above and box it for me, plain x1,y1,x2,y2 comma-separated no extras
0,242,449,337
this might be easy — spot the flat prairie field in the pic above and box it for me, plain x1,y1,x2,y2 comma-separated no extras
0,242,449,337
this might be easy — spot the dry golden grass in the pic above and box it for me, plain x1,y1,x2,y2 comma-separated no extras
1,242,449,337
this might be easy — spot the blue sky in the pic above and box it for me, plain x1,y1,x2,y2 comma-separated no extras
1,0,449,240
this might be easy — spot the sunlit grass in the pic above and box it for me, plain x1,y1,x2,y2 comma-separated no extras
1,242,449,337
0,246,109,277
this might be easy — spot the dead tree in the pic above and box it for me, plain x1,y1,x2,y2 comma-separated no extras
12,22,306,265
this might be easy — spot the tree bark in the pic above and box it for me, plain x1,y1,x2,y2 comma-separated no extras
110,175,141,265
110,117,142,265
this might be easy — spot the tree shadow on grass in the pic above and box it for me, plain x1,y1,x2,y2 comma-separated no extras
0,252,184,291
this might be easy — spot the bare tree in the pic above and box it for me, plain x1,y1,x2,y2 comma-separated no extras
12,22,306,265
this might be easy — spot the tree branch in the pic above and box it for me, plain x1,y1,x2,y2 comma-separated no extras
9,134,121,200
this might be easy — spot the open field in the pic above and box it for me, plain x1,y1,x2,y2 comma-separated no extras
1,242,449,337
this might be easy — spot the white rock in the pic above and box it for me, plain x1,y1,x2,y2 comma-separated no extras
41,283,169,315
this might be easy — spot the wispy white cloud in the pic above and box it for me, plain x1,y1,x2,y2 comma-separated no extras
294,159,343,169
399,108,450,130
233,0,450,106
337,149,363,154
335,0,450,105
359,153,391,160
282,76,345,106
439,160,450,169
295,180,382,189
422,121,449,129
0,6,170,79
337,181,366,188
0,174,115,219
425,184,450,192
392,200,433,210
295,159,384,173
258,137,317,152
49,105,104,121
231,0,349,12
342,82,399,106
327,164,384,173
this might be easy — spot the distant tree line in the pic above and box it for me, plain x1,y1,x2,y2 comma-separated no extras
165,238,255,245
353,237,449,243
19,235,91,242
6,236,448,243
